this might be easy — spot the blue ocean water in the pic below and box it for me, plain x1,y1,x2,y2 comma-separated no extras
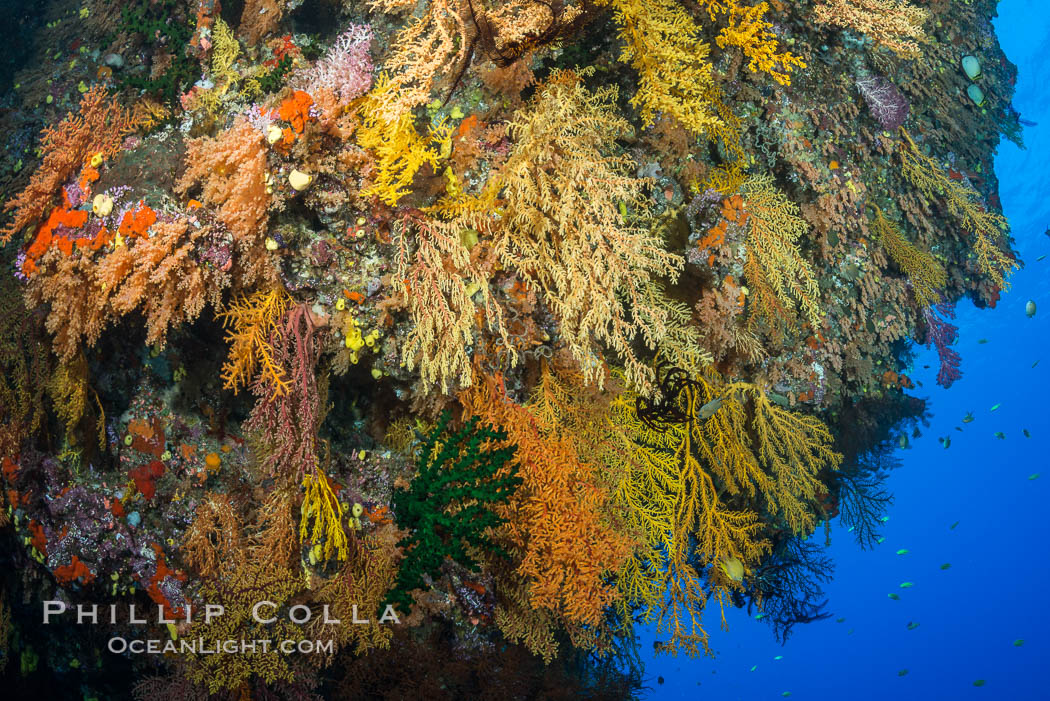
640,2,1050,698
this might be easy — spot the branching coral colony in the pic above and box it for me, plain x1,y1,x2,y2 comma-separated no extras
0,0,1020,695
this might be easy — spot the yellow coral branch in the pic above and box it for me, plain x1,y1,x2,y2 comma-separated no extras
217,288,290,398
870,204,946,307
898,128,1016,288
300,471,349,562
710,1,807,85
741,176,823,329
729,382,842,534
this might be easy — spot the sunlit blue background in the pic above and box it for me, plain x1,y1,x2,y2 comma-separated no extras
639,2,1050,697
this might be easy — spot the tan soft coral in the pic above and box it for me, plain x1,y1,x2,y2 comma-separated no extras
177,116,276,286
27,218,224,359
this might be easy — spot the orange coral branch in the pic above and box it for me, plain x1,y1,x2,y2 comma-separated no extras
2,86,137,244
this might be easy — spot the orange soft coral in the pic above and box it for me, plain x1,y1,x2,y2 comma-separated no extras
117,203,157,239
1,86,138,244
27,217,224,360
22,204,90,275
54,554,95,585
177,116,272,257
277,90,315,135
460,369,635,628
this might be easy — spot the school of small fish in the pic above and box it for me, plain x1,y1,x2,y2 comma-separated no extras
736,318,1045,693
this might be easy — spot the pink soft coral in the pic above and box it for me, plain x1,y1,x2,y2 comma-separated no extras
294,24,374,104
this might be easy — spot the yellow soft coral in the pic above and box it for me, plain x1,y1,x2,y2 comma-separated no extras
709,1,806,85
358,73,452,206
870,204,946,307
596,0,723,136
300,471,349,562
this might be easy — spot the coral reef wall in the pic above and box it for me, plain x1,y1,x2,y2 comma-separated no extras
0,0,1020,696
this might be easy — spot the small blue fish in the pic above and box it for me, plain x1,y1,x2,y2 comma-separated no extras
963,412,975,423
750,665,757,672
907,621,920,630
876,537,885,544
1013,639,1024,647
1023,429,1031,438
898,669,909,677
880,516,890,523
950,521,960,529
836,617,846,623
973,679,986,687
939,436,951,449
900,582,915,588
977,338,989,344
896,549,909,556
994,432,1006,440
990,403,1001,411
1028,473,1040,480
773,655,783,660
888,593,901,600
940,563,951,570
754,613,766,620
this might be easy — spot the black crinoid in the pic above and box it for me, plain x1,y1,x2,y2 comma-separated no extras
634,359,701,431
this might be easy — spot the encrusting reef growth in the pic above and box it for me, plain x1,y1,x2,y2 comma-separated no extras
0,0,1021,696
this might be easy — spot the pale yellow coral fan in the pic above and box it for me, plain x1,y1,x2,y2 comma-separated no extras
813,0,929,59
898,128,1016,288
870,204,947,307
740,176,823,330
494,69,684,393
